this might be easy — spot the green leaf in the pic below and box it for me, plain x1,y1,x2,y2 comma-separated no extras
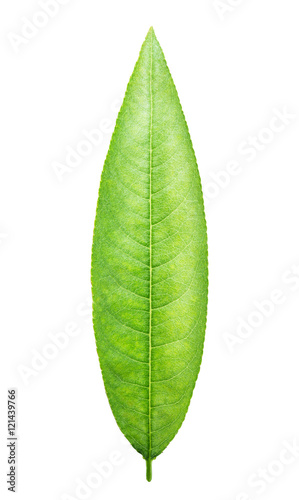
91,27,208,481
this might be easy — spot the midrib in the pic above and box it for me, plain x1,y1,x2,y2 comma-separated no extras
148,28,153,470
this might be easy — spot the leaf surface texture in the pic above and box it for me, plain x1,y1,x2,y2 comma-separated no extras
91,28,208,478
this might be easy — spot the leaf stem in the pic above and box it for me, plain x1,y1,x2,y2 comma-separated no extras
146,458,152,482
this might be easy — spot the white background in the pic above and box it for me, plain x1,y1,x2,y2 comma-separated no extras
1,1,299,499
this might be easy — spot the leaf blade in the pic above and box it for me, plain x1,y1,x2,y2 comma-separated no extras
91,27,208,479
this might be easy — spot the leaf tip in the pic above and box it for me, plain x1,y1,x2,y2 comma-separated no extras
146,26,157,40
